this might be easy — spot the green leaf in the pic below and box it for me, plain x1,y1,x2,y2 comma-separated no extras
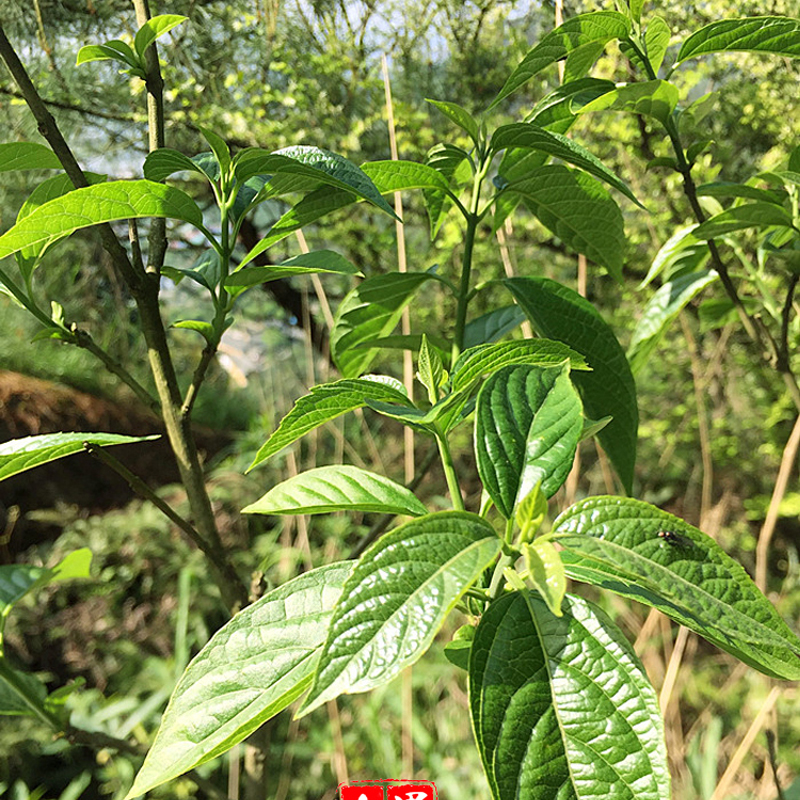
0,142,62,172
199,127,232,178
234,146,397,218
695,182,785,205
172,319,215,344
126,563,352,798
422,143,472,236
492,123,641,206
692,203,794,239
426,99,480,145
416,334,446,404
330,273,433,378
76,40,141,72
361,160,452,194
628,270,718,375
0,662,48,717
443,624,475,671
511,165,627,281
628,0,644,24
0,433,158,483
238,186,356,257
525,78,617,134
451,339,588,393
505,277,638,494
227,249,360,287
462,305,526,348
644,17,672,75
578,80,679,126
552,496,800,680
490,12,631,108
515,483,548,542
0,181,204,262
677,17,800,64
143,149,208,182
475,364,583,518
524,540,566,616
298,512,500,715
242,465,428,517
247,377,410,471
640,223,707,287
133,14,187,60
470,591,670,800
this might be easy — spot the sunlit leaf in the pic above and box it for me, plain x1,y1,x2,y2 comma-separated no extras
677,17,800,63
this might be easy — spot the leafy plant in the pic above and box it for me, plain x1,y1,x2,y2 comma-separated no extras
0,5,798,800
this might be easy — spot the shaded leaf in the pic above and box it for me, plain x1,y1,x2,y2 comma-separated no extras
462,305,526,349
331,273,434,378
143,149,208,182
553,496,800,680
228,249,360,286
426,99,480,144
470,591,670,800
475,363,583,518
242,465,427,517
628,270,718,375
578,80,679,126
0,142,61,173
298,512,500,715
505,277,638,494
512,165,627,281
126,563,352,798
692,203,794,239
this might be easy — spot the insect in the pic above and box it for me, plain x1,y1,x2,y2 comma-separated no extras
657,530,692,548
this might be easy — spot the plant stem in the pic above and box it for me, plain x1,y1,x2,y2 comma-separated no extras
435,430,464,511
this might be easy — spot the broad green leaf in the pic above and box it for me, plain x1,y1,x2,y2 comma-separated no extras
227,249,360,286
628,270,718,375
355,334,450,362
578,80,679,126
133,15,187,60
298,512,501,715
462,305,526,349
242,465,427,517
0,661,48,717
417,335,446,404
1,549,92,641
524,540,566,616
470,591,670,800
677,17,800,64
644,17,671,75
450,340,588,393
564,40,608,82
423,143,471,236
490,12,631,108
234,146,396,218
247,377,410,470
239,186,356,256
515,483,548,542
628,0,644,24
443,624,475,671
143,149,208,182
172,319,215,344
0,143,61,173
0,181,204,262
640,224,707,288
162,250,220,291
331,273,433,378
692,203,794,239
492,123,640,206
360,160,452,194
76,40,141,72
789,145,800,174
426,99,480,145
475,363,582,517
512,165,627,281
199,127,232,178
695,182,785,205
126,563,352,798
0,433,158,483
525,78,617,134
505,277,638,494
553,496,800,680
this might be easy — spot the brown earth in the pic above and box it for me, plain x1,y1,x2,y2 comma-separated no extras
0,369,228,558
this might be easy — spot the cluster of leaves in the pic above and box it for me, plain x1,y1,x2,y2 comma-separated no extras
0,6,799,800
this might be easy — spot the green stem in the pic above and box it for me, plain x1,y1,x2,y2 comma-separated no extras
488,552,514,599
435,430,464,511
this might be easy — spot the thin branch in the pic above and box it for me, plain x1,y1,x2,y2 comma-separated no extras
0,85,142,124
181,343,217,418
84,442,244,612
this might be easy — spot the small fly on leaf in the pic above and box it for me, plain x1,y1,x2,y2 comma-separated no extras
657,530,692,548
